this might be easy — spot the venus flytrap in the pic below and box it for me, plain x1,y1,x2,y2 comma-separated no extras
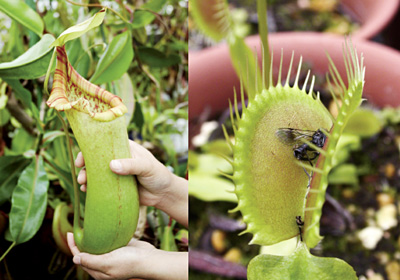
220,41,363,279
191,1,365,277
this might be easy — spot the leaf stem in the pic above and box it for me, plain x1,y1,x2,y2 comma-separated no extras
0,242,16,262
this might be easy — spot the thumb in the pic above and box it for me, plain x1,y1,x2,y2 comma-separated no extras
73,252,109,272
110,158,151,176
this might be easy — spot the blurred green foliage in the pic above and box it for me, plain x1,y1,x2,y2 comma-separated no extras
0,0,187,277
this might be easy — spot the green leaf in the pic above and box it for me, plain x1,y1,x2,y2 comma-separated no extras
0,0,44,37
0,34,55,79
202,139,232,157
90,31,134,84
0,156,31,206
41,131,74,147
7,20,25,58
329,164,359,185
42,150,86,207
175,229,188,243
132,99,144,131
343,108,382,137
130,0,166,29
3,79,32,108
9,155,49,244
0,108,10,126
113,73,135,125
131,0,168,30
189,153,237,202
131,11,156,29
248,242,357,280
331,134,361,167
132,27,147,44
11,128,36,154
138,47,181,68
141,0,167,12
170,37,189,53
160,224,178,251
65,39,91,78
50,8,106,47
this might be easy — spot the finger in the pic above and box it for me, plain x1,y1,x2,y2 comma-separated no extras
110,158,152,176
67,232,81,256
75,152,85,168
77,168,87,185
80,184,87,192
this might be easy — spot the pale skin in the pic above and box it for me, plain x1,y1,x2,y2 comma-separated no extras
67,140,188,280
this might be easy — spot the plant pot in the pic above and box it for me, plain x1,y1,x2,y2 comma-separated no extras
189,32,400,124
342,0,400,39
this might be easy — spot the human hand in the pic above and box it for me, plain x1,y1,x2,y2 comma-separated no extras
76,140,173,208
76,139,188,227
67,232,188,280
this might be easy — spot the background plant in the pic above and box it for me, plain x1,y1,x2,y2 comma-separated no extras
0,0,188,279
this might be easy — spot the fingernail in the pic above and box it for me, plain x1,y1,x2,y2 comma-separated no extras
73,255,81,265
111,160,122,172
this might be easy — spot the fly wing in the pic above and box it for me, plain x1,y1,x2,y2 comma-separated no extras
275,128,314,146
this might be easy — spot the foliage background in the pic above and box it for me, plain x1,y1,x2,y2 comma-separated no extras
0,0,188,279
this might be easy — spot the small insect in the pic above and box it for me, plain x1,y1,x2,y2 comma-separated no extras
275,128,326,164
296,216,304,241
275,128,326,186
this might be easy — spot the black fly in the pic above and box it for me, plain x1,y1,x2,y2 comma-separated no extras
296,216,304,241
275,128,326,186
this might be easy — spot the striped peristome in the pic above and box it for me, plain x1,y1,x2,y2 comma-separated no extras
47,46,127,121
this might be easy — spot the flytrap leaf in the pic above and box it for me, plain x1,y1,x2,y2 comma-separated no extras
247,242,357,280
304,41,365,248
190,0,232,42
50,9,106,48
230,54,333,246
0,0,44,37
190,0,263,98
0,34,55,79
189,153,237,203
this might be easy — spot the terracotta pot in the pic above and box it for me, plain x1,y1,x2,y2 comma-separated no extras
342,0,400,39
189,32,400,121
